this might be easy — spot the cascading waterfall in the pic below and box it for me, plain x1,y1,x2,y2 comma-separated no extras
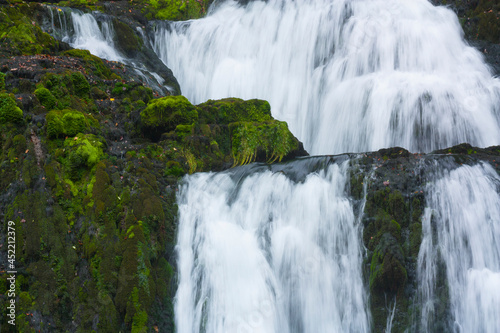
44,7,174,93
418,163,500,332
153,0,500,154
171,0,500,331
176,160,370,332
68,12,123,62
47,7,123,61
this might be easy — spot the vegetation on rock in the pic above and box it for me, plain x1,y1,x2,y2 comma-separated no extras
0,3,304,332
0,93,23,124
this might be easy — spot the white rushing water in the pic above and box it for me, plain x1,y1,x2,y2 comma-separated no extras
176,162,370,332
48,8,124,61
418,163,500,332
153,0,500,154
68,12,124,62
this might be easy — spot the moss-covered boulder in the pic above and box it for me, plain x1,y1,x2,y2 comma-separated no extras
46,109,90,138
112,18,142,57
0,93,23,124
35,87,57,110
229,120,300,165
141,95,198,140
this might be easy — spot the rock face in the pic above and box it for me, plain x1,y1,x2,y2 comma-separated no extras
350,144,500,332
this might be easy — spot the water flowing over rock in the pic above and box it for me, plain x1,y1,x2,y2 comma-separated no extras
153,0,500,154
43,5,181,95
418,163,500,333
176,159,370,332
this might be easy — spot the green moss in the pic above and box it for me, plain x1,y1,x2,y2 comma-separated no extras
90,87,108,100
0,72,5,91
369,233,407,294
71,72,90,98
164,161,185,178
63,49,114,79
63,135,104,180
141,0,210,20
197,98,272,124
46,111,64,138
130,85,153,104
175,123,194,140
0,93,23,124
141,95,198,140
38,71,97,112
35,87,57,110
229,120,299,165
46,109,88,138
67,137,103,167
112,19,141,56
62,111,87,136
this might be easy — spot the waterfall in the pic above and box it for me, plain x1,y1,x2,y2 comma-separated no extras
418,163,500,332
46,7,124,61
176,159,370,332
153,0,500,154
43,6,175,94
68,12,123,62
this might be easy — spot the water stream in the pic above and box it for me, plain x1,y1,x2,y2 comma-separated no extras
418,163,500,332
153,0,500,154
176,159,370,332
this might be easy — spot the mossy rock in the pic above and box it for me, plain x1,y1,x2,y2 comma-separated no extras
46,109,88,138
62,49,114,79
0,93,23,124
139,0,212,21
229,120,299,165
0,5,61,56
197,98,272,124
369,233,407,294
70,72,90,98
141,95,198,141
0,72,5,91
35,87,57,110
112,19,142,56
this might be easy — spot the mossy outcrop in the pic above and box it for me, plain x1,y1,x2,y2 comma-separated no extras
141,95,198,139
140,96,307,170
